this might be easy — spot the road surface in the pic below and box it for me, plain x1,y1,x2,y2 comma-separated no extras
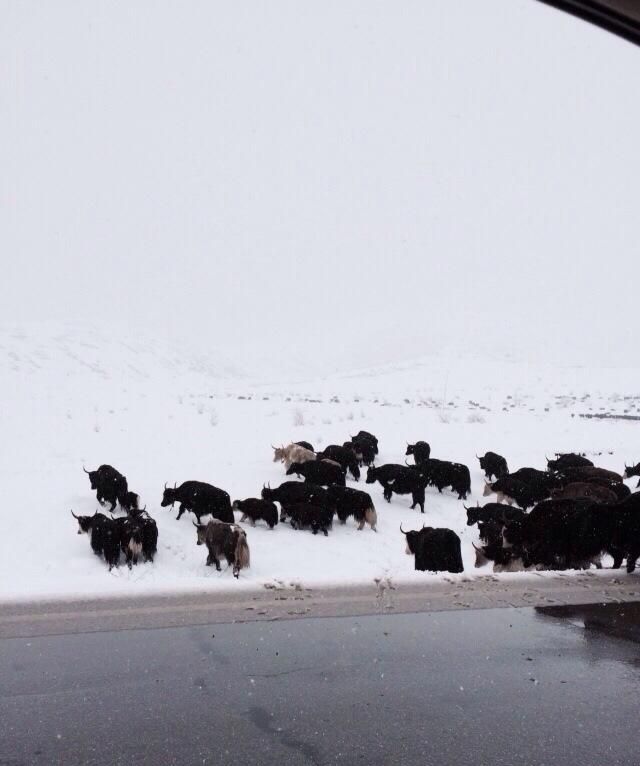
2,580,640,765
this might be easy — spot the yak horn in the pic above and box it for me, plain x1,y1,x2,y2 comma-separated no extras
463,505,471,512
192,520,200,528
70,509,79,519
472,542,481,552
404,458,411,466
83,466,90,474
399,523,407,535
164,482,168,490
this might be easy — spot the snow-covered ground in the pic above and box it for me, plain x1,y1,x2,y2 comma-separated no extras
1,323,639,603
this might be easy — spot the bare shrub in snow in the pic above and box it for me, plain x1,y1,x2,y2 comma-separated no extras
293,408,305,427
209,409,219,427
197,402,204,415
346,411,354,421
467,412,485,424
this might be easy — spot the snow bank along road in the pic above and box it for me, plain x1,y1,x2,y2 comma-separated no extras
2,325,640,602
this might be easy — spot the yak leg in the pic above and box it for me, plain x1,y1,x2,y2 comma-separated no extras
626,547,640,574
411,488,425,513
357,519,365,530
176,504,186,520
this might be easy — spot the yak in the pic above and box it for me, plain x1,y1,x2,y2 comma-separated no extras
71,510,121,570
383,471,428,513
406,441,431,466
83,464,128,511
551,482,618,505
477,452,509,480
420,459,471,500
282,503,334,536
272,443,316,470
317,444,360,481
351,431,379,455
623,462,640,487
194,520,250,577
547,453,593,472
161,481,234,523
286,460,346,487
232,498,278,529
326,486,377,530
401,524,463,573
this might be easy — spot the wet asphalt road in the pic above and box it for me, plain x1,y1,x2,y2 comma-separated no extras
2,602,640,766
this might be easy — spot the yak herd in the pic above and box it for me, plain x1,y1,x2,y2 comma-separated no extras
71,430,640,578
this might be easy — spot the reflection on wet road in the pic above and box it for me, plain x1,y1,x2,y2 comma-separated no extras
2,604,640,765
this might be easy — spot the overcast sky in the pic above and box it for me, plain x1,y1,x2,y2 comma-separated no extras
2,0,639,371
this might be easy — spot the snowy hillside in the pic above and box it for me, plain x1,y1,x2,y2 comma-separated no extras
1,324,639,602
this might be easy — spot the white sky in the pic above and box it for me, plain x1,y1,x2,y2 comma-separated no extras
2,0,639,370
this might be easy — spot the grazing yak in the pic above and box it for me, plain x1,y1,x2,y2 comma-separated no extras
161,481,234,523
419,459,471,500
483,476,548,510
477,452,509,480
194,520,250,577
282,503,334,536
272,443,316,470
401,524,463,573
83,464,129,512
261,481,331,514
286,460,346,487
406,441,431,466
326,486,377,530
317,444,361,481
383,470,428,513
232,498,278,528
547,453,593,472
465,502,525,528
71,510,121,570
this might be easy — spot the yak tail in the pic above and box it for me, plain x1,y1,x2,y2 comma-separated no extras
365,506,378,531
236,534,250,570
